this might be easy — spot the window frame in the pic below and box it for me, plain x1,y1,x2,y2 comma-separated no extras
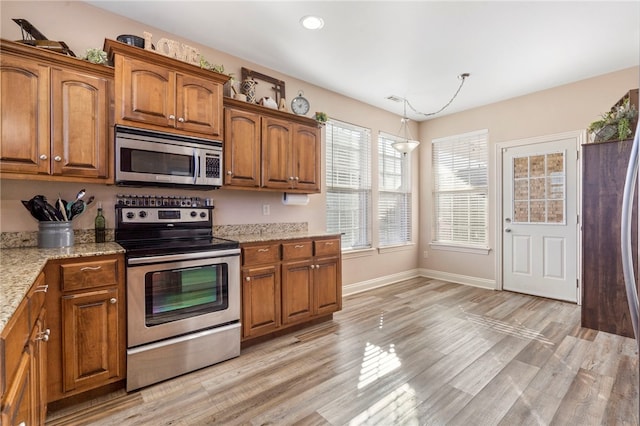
431,129,489,251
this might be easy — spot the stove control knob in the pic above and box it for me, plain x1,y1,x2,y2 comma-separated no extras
200,212,207,218
126,212,135,219
190,211,197,218
139,211,147,219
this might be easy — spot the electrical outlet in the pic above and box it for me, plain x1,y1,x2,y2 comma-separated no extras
262,204,270,216
423,250,429,258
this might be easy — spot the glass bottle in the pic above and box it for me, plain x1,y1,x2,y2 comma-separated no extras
95,203,106,243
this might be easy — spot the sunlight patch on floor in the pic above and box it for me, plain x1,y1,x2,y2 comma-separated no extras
349,383,418,425
463,311,554,345
357,342,401,390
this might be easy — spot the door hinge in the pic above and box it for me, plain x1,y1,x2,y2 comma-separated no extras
577,214,579,224
576,278,579,288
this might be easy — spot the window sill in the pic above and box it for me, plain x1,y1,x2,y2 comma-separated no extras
377,243,415,254
429,242,491,255
342,248,376,259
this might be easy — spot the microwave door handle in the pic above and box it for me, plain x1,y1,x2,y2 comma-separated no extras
193,149,199,184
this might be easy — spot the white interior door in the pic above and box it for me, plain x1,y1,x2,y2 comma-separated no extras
502,137,578,302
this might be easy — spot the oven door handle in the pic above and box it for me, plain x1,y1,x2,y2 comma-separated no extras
193,149,200,185
127,248,240,266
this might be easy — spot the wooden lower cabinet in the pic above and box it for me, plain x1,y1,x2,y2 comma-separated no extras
241,236,342,342
45,254,126,403
1,272,49,426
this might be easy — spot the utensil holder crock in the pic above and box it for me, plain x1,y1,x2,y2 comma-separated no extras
38,221,74,248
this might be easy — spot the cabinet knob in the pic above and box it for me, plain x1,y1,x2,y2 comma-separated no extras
289,176,294,181
178,117,185,123
295,176,300,181
245,276,251,281
227,171,233,175
169,114,176,120
110,298,117,304
39,154,48,160
316,264,320,268
310,265,315,269
54,156,62,162
36,329,50,342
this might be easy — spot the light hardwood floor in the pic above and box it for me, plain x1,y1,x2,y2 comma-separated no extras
46,278,639,425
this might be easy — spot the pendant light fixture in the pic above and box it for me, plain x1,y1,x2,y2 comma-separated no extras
392,99,420,155
389,73,470,155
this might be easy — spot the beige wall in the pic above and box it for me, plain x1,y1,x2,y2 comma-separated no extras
419,66,639,284
0,1,420,287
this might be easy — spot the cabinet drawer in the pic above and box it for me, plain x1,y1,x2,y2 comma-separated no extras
282,241,312,260
242,243,280,266
60,259,118,292
314,238,341,256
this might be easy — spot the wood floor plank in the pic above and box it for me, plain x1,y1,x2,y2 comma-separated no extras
45,278,638,426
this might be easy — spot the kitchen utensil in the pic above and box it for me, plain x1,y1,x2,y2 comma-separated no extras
57,195,68,221
22,199,47,221
31,195,58,221
85,196,95,206
68,199,86,219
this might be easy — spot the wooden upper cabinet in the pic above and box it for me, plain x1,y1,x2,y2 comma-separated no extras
0,53,51,174
292,123,320,192
106,39,227,139
262,116,293,189
223,98,321,194
224,107,261,187
51,67,110,178
0,39,114,182
118,56,174,127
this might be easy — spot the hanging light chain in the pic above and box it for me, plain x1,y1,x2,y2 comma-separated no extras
405,73,470,118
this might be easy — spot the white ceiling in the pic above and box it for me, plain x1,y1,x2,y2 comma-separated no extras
89,1,640,121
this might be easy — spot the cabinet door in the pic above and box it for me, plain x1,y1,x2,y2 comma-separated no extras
51,68,110,178
262,117,293,189
242,265,280,339
117,56,175,128
176,73,223,137
0,54,50,175
32,308,48,425
314,256,342,316
61,288,121,393
224,108,261,187
292,124,321,192
0,351,33,426
281,259,314,324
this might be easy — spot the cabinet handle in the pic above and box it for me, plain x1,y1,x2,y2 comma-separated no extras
227,170,233,175
110,298,117,304
316,264,320,268
295,176,300,181
178,117,185,123
39,154,48,160
80,266,102,271
310,265,315,269
294,245,305,249
289,176,294,181
34,285,49,293
54,156,62,162
169,114,176,120
257,248,270,252
245,276,251,281
325,242,334,245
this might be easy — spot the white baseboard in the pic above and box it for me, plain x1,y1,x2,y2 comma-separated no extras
342,268,497,297
419,268,496,290
342,269,421,296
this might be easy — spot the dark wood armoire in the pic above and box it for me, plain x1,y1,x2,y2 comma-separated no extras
581,138,638,338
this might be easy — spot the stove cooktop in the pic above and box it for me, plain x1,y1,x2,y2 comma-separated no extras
118,235,239,258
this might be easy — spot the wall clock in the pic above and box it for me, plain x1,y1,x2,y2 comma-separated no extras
291,91,310,115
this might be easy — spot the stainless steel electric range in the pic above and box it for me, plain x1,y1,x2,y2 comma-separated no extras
115,194,240,391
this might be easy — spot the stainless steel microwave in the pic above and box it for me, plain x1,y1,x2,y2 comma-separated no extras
115,126,223,189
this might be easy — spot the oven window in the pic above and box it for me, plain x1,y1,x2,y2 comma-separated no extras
121,148,194,176
145,264,228,326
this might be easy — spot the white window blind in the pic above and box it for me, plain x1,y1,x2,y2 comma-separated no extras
326,119,372,250
432,130,488,247
378,132,411,246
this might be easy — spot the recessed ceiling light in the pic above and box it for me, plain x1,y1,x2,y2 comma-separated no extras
300,15,324,30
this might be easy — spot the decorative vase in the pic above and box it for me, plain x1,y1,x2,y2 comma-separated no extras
241,78,258,103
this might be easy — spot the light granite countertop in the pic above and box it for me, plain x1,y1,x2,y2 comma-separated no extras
0,242,125,332
231,231,341,244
